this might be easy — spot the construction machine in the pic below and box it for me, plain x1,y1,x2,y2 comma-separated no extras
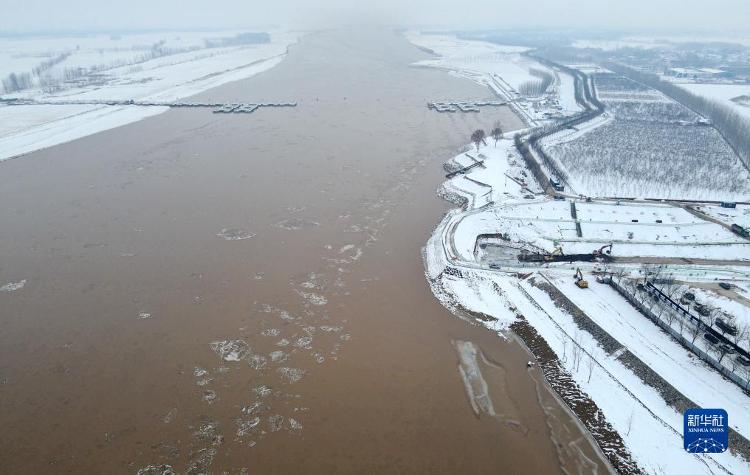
544,246,564,262
574,267,589,288
593,243,613,257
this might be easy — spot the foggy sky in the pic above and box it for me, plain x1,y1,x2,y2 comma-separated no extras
1,0,749,34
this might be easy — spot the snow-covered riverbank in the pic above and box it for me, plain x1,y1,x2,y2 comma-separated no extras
423,135,750,473
0,30,301,161
405,31,582,125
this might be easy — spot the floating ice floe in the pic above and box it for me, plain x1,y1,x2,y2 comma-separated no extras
269,350,288,363
278,367,305,384
137,312,152,319
236,417,261,437
294,336,313,349
0,280,26,292
261,328,281,337
242,401,265,416
276,338,290,347
278,310,296,321
319,325,342,333
274,218,319,231
194,367,209,377
295,290,327,306
313,352,325,364
216,228,256,241
268,414,284,432
202,389,217,404
186,448,217,475
136,464,175,475
248,355,268,370
210,340,250,361
288,418,303,430
162,408,177,424
254,385,273,398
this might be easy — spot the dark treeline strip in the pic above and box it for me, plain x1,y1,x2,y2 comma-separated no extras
604,62,750,172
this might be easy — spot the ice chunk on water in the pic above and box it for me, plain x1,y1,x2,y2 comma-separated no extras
295,290,327,306
202,389,217,404
162,408,177,424
137,464,175,475
268,414,284,432
269,350,288,363
274,218,319,231
254,385,273,398
294,336,313,349
288,418,303,430
242,401,265,416
278,367,305,384
261,328,281,337
236,417,261,437
0,280,26,292
193,367,209,377
210,340,250,362
216,228,256,241
248,355,267,370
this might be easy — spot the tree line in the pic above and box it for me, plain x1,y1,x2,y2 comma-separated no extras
518,68,554,96
604,62,750,172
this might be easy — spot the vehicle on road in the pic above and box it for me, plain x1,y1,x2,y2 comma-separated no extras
704,332,720,345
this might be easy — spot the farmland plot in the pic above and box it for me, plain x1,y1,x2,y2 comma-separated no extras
543,73,750,200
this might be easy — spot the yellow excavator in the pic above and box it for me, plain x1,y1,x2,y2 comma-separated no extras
574,268,589,289
543,246,564,262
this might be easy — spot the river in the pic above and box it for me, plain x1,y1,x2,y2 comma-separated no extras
0,30,609,474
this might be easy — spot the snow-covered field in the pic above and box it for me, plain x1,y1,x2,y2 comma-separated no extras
673,83,750,120
453,199,750,263
542,73,750,200
693,204,750,229
0,30,300,160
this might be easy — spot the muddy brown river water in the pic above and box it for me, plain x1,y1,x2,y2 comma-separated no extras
0,30,611,474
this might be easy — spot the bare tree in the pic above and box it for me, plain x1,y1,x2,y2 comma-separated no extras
715,345,731,365
491,123,503,147
688,321,703,344
626,411,634,436
615,268,627,285
471,129,486,151
703,306,720,329
734,323,749,347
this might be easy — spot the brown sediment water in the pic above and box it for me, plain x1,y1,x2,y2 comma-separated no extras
0,30,610,473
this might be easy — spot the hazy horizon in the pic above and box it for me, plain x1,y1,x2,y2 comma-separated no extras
2,0,749,36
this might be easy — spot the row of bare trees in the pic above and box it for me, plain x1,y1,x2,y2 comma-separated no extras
470,123,504,151
518,67,554,96
618,267,750,387
605,62,750,172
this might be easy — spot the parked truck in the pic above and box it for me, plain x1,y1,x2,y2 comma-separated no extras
731,223,749,238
